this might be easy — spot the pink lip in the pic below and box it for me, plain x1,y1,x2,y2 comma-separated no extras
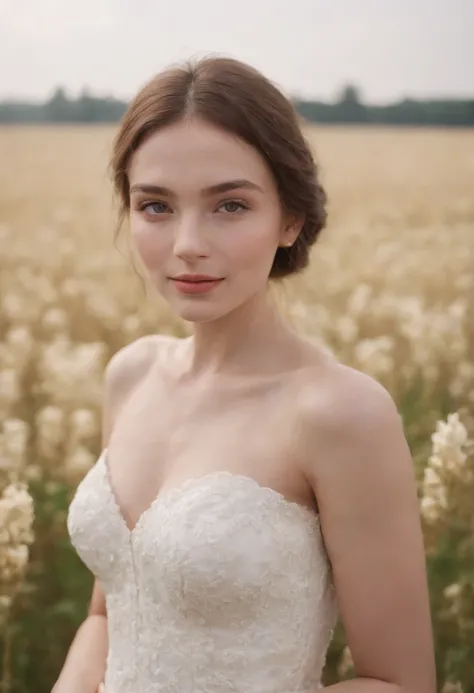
171,278,223,294
173,274,221,281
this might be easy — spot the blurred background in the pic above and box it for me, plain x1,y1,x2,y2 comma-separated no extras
0,1,473,691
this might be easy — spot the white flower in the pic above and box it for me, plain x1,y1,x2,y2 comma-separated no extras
0,544,30,580
0,369,21,404
0,483,35,546
443,583,462,601
354,336,394,376
347,284,372,316
429,413,470,473
337,645,354,677
1,293,24,321
64,446,96,481
5,325,34,354
420,494,445,523
36,406,66,449
336,316,358,344
441,681,464,693
2,418,29,459
70,409,99,439
42,307,69,331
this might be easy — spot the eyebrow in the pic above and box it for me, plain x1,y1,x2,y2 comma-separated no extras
129,179,264,197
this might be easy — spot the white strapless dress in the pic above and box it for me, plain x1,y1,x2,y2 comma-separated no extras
67,449,339,693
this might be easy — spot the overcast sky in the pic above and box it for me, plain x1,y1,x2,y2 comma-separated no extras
0,0,473,103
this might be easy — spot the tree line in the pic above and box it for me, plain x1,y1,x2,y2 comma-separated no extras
1,85,473,126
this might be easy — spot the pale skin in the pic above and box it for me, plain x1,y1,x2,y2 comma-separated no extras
53,116,436,693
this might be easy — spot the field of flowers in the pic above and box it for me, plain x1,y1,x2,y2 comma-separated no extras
0,125,473,693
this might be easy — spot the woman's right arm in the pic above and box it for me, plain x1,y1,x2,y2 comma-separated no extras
52,582,108,693
52,335,160,693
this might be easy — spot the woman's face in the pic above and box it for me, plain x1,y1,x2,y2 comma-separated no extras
127,117,299,323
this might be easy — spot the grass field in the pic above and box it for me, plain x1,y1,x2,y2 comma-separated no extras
0,125,473,692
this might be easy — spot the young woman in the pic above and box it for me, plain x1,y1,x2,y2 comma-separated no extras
55,56,436,693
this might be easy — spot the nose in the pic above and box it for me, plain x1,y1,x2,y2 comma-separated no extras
173,213,209,260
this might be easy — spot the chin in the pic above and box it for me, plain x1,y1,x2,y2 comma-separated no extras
166,295,242,324
160,282,257,323
172,305,227,324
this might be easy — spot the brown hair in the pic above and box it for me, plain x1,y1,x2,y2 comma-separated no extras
110,55,327,279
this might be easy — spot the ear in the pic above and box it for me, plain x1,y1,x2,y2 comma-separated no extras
278,214,304,249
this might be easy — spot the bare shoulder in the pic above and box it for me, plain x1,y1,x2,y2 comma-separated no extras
296,356,403,461
105,334,165,390
298,358,413,513
105,332,184,390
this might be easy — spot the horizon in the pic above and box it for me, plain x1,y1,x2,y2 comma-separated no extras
1,83,473,108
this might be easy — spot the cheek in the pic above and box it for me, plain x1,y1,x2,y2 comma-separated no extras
131,221,167,268
228,215,280,269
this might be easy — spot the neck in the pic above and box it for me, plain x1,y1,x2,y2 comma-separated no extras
178,287,300,383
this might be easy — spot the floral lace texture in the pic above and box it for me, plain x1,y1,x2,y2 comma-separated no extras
67,450,339,693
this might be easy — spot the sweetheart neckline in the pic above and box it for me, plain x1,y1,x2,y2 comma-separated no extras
99,448,320,538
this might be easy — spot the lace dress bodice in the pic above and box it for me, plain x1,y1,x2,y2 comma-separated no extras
67,449,339,693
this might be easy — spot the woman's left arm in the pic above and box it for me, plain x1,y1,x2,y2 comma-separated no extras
304,368,437,693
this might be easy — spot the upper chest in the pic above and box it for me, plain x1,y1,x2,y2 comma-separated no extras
111,372,304,469
106,367,319,514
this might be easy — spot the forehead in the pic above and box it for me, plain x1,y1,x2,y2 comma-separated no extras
128,117,273,189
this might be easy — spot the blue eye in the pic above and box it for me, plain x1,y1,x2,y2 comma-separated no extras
141,202,169,215
218,200,248,213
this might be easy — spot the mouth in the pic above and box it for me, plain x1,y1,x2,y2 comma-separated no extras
169,277,224,294
170,277,224,283
168,274,222,283
172,279,221,283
